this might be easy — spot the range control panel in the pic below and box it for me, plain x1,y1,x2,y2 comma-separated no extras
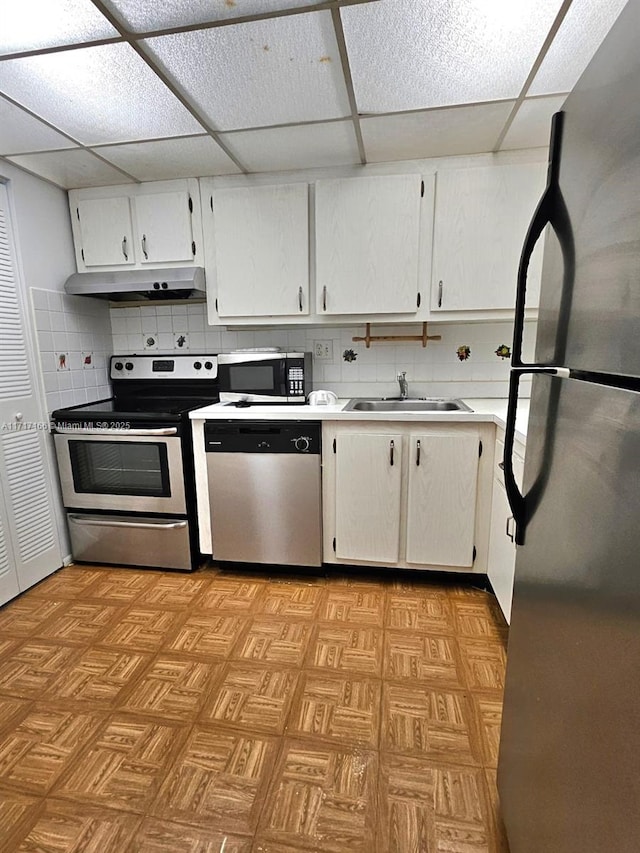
111,354,218,380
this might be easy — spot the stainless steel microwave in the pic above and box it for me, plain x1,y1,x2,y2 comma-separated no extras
217,352,312,404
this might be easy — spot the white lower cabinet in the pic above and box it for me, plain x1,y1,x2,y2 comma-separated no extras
335,432,403,563
487,436,524,623
324,423,493,572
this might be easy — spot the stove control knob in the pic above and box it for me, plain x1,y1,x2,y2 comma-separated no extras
125,362,134,371
204,361,213,370
114,361,123,371
294,436,310,452
193,361,202,370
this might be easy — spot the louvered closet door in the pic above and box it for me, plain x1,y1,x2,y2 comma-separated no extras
0,182,61,603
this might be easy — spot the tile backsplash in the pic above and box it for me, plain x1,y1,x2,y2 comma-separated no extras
111,303,536,399
32,289,112,414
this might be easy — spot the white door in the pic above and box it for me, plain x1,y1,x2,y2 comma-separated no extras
431,162,546,311
0,490,19,604
213,183,309,318
316,174,422,314
0,182,62,602
487,477,516,623
76,196,134,266
405,433,479,567
134,191,195,264
335,432,402,563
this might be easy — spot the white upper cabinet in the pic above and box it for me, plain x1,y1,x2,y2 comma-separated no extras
69,179,203,272
431,161,546,312
315,174,424,315
212,182,310,318
133,190,196,264
76,196,134,267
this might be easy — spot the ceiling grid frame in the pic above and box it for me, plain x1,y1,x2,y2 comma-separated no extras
0,0,629,188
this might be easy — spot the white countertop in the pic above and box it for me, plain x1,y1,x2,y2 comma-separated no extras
190,397,531,444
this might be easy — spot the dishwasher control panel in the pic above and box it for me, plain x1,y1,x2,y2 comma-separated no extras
204,421,321,454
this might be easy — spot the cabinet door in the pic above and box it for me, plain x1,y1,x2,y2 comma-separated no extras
335,433,402,563
134,191,195,264
487,477,516,623
76,196,134,266
431,162,546,311
0,183,62,600
316,175,422,314
213,183,309,318
406,433,479,567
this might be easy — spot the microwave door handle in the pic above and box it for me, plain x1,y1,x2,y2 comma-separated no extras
279,359,288,396
55,426,178,436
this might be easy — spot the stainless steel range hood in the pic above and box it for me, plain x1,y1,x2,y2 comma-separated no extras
64,266,206,301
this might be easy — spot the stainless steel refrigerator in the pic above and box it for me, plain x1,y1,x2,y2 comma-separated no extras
498,1,640,851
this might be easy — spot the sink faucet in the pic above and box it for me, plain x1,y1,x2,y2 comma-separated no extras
397,371,409,399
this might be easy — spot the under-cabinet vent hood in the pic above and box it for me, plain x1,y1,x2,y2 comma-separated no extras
64,267,206,302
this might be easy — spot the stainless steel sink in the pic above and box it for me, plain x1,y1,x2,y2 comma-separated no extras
344,398,473,412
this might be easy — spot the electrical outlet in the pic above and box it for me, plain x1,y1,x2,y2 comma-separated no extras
314,340,333,360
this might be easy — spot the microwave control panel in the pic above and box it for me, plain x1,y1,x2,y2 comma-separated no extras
287,364,305,398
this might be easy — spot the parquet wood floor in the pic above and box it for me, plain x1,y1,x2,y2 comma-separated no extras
0,564,510,852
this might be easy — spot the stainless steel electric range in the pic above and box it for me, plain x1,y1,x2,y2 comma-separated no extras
51,354,218,571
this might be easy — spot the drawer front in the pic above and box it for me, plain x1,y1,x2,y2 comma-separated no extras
496,438,524,491
68,514,192,570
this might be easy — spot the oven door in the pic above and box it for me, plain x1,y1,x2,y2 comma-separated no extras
53,427,186,514
218,354,288,403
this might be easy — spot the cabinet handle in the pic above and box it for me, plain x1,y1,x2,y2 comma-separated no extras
506,516,515,542
389,439,395,466
141,233,148,260
322,286,327,311
498,461,505,470
416,439,421,466
438,280,443,308
298,286,303,312
122,236,128,261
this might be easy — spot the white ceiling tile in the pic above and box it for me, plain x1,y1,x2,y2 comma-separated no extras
361,101,516,162
103,0,328,32
6,149,135,189
501,96,566,151
0,43,204,145
0,97,78,154
342,0,563,112
221,121,360,172
0,0,118,55
529,0,628,96
144,12,350,130
94,135,241,180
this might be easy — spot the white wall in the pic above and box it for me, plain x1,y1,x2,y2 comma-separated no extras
111,302,536,399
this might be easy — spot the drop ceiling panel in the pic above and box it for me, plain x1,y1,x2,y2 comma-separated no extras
94,135,241,180
501,96,566,151
103,0,330,32
144,12,350,130
341,0,563,112
529,0,628,96
0,98,78,154
6,149,135,189
361,101,516,163
0,43,204,145
221,121,360,172
0,0,118,56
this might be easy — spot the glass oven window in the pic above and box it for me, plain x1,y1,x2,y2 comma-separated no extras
68,440,171,497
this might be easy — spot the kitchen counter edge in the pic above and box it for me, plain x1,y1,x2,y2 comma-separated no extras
190,398,529,445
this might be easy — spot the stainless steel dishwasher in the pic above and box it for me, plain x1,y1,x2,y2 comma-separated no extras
204,421,322,567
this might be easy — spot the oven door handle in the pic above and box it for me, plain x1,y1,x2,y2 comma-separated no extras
68,515,188,530
55,427,178,436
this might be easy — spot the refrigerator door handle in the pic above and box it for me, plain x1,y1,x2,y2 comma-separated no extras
504,366,570,545
512,111,574,369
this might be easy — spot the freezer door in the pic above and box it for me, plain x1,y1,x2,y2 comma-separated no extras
498,374,640,853
534,0,640,378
